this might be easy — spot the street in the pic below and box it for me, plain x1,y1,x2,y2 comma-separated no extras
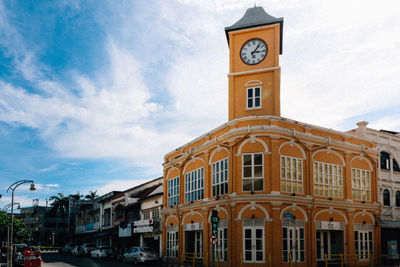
40,251,162,267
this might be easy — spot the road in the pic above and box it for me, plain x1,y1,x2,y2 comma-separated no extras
40,251,163,267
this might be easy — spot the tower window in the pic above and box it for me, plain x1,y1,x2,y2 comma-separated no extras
247,87,261,109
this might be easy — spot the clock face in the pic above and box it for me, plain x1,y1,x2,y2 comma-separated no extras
240,38,268,65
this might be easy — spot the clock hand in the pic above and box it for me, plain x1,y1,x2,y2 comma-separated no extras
251,43,261,55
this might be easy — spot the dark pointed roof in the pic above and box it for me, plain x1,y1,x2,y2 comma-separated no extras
225,6,283,54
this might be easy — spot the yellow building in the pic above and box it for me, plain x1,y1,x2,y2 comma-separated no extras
162,6,380,267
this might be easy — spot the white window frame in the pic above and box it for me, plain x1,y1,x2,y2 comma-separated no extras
243,224,264,263
167,176,179,207
246,86,262,109
313,161,343,198
282,223,305,263
212,226,227,262
242,153,264,192
212,158,228,197
167,231,178,258
281,156,303,194
185,168,204,203
352,168,371,201
355,230,373,260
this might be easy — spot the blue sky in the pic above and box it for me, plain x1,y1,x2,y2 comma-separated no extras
1,0,400,208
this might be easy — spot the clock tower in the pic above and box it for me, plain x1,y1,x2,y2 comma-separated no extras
225,6,283,121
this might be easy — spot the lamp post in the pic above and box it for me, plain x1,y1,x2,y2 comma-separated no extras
6,180,36,267
2,203,20,266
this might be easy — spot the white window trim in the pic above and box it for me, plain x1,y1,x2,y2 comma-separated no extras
355,230,373,260
313,161,343,198
185,167,204,203
242,153,264,192
212,158,229,196
243,225,265,263
351,168,371,201
167,176,179,207
282,224,305,263
246,86,262,110
281,156,303,194
167,231,178,258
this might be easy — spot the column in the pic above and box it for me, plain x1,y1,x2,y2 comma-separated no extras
202,207,209,263
270,137,280,193
271,202,282,266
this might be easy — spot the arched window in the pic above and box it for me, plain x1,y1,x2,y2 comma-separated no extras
381,152,390,170
383,189,390,206
396,191,400,207
394,159,400,172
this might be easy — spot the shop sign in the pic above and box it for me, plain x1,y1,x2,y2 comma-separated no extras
119,223,132,237
134,219,153,226
320,221,341,230
184,223,201,231
133,219,153,233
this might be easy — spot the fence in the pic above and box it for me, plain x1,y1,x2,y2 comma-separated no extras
323,253,373,267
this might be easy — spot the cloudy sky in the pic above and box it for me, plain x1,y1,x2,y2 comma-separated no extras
1,0,399,208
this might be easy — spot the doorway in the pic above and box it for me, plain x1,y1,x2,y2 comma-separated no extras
185,230,202,256
316,230,344,266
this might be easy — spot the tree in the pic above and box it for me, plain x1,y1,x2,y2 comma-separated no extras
49,193,69,218
85,190,98,200
0,211,29,244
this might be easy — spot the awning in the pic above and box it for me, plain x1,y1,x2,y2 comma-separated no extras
381,221,400,229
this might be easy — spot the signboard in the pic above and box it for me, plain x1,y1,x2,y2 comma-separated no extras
210,235,218,245
134,219,153,226
320,221,341,230
119,223,132,237
184,223,201,231
133,226,153,233
133,219,153,233
283,212,295,220
211,210,219,236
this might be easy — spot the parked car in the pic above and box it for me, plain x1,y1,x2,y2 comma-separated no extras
90,246,113,259
61,243,77,254
1,247,7,263
123,247,159,265
71,245,81,256
13,244,29,266
80,243,96,256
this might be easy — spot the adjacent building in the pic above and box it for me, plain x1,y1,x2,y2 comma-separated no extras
348,121,400,255
162,6,380,267
20,205,67,246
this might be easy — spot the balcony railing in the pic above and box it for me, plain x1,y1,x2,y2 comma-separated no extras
75,221,100,234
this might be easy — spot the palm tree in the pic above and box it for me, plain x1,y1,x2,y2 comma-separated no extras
49,193,69,218
85,190,98,200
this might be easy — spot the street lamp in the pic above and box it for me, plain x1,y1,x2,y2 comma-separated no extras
2,203,20,266
6,180,35,267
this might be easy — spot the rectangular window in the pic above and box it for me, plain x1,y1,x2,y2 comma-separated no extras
352,168,371,201
281,156,303,194
243,224,264,262
103,208,111,226
143,211,150,220
168,177,179,207
247,87,261,109
282,224,305,262
243,153,263,192
212,227,228,262
185,168,204,203
355,230,373,260
167,231,178,257
313,162,343,198
152,209,160,219
212,158,229,196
